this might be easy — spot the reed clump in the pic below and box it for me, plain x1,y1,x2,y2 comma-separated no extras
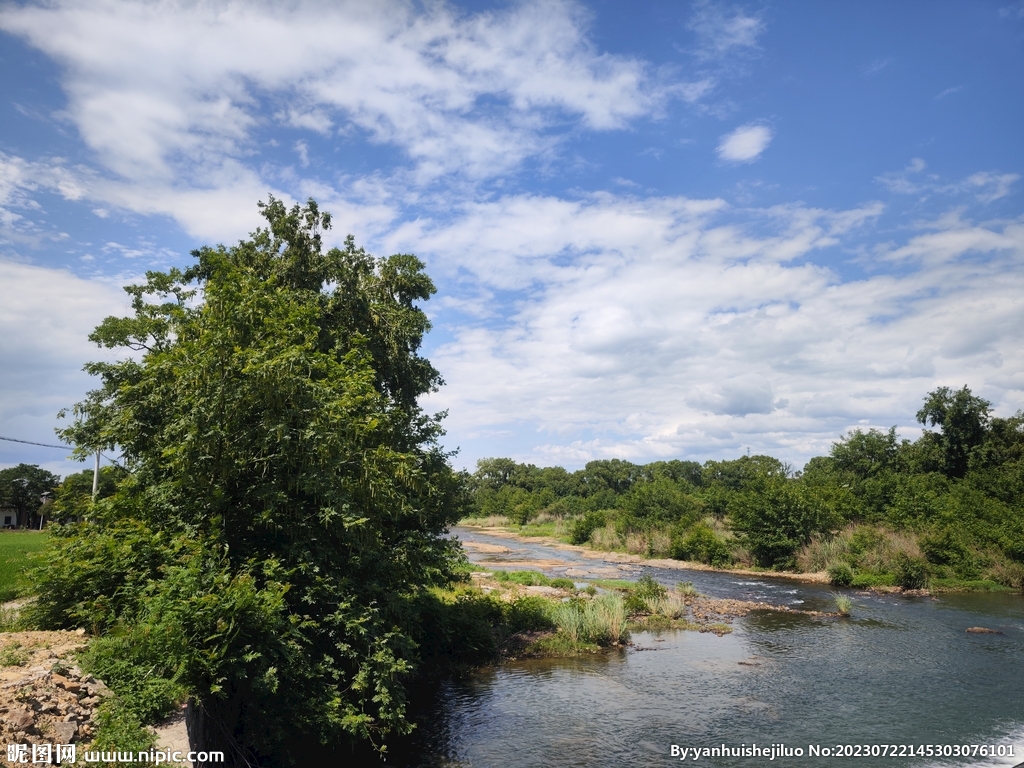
549,594,628,646
832,592,852,616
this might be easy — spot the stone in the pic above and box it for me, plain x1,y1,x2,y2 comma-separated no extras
7,709,34,731
51,722,78,743
52,674,82,694
966,626,1003,634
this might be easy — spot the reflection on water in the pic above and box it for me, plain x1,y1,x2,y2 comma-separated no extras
385,528,1024,767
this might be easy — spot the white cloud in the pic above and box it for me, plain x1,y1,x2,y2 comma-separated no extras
876,160,1019,204
402,194,1023,468
717,124,773,163
688,1,765,60
935,85,963,99
0,0,688,189
862,57,894,77
965,171,1020,203
0,260,129,474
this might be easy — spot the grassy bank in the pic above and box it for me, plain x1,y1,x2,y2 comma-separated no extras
0,531,48,603
464,514,1022,594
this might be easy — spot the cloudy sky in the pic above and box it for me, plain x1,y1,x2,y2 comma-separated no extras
1,0,1022,477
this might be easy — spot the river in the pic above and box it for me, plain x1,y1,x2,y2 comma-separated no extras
388,526,1024,768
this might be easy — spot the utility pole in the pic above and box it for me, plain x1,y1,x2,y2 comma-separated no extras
92,449,100,499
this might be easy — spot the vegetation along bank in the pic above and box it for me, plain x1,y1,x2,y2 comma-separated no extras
461,386,1024,594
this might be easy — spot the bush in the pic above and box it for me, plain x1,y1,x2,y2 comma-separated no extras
492,570,575,589
827,562,854,587
80,637,185,724
503,596,555,634
894,552,930,590
624,574,666,613
670,523,732,566
569,510,608,545
730,478,839,568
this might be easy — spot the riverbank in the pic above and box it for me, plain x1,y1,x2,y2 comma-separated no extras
459,522,1019,595
457,544,849,661
460,524,831,583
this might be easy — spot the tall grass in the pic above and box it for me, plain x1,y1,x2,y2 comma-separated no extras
643,593,686,619
675,581,699,597
591,594,628,644
549,595,628,646
798,525,924,577
832,592,852,616
590,523,623,550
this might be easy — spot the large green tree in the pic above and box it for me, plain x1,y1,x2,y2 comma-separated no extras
36,198,466,765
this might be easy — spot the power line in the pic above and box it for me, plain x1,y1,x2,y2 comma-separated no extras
0,435,70,450
1,434,124,469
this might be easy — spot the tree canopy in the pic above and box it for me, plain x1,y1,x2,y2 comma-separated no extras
31,198,466,765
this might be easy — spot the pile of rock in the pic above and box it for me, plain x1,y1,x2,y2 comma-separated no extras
0,631,110,751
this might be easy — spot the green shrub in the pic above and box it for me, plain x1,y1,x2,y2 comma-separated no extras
412,589,504,666
503,596,555,634
22,519,179,633
730,478,839,568
90,700,156,756
492,570,574,589
827,562,854,587
569,511,608,545
670,523,731,566
849,570,896,588
894,552,930,589
80,637,186,724
624,574,666,613
493,570,547,586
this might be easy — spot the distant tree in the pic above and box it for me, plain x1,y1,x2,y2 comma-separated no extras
830,427,899,478
916,386,991,478
578,459,640,495
0,463,59,528
702,455,788,491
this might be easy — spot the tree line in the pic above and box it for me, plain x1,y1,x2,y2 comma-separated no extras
466,386,1024,591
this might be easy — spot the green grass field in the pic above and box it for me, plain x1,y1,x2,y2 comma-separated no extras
0,531,48,603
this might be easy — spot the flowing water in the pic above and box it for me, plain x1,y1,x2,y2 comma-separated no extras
390,527,1024,768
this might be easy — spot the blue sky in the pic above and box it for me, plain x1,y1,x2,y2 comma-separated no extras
1,0,1022,477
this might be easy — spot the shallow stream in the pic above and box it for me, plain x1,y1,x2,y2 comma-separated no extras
390,527,1024,768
